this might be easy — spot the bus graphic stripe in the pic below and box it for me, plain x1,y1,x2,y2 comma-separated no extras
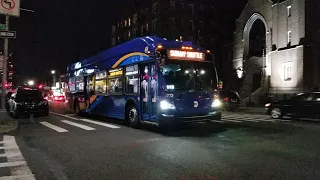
112,52,148,68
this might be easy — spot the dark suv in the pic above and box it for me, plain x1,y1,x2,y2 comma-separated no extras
219,90,241,111
7,89,49,118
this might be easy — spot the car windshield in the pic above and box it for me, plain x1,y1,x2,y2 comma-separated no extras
16,90,43,102
160,60,217,92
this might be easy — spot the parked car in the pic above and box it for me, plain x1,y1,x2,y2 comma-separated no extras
219,90,241,111
265,92,320,119
7,89,49,118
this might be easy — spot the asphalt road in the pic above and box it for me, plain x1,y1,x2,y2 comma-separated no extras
2,101,320,180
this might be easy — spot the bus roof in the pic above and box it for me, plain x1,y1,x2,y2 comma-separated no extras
67,36,207,73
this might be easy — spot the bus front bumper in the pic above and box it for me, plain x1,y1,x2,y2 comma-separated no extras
158,111,221,125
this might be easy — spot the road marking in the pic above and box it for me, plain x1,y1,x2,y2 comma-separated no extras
39,122,68,132
50,111,121,129
222,119,242,123
2,136,35,179
79,119,120,129
0,174,35,180
61,120,96,131
210,120,225,123
0,161,26,168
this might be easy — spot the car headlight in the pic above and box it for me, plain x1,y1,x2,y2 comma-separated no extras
160,100,176,110
211,99,221,108
265,103,271,107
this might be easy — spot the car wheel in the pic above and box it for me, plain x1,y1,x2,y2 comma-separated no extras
126,104,140,128
271,108,282,119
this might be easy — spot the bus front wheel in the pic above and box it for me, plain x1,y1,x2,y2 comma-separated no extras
126,104,140,128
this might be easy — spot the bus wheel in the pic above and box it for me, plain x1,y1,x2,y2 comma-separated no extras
126,105,139,128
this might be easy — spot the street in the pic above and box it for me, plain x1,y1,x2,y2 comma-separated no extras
1,101,320,180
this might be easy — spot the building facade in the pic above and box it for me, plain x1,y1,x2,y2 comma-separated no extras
232,0,320,104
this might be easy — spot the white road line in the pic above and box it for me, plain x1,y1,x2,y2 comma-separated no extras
79,119,120,129
0,161,26,168
61,120,96,131
222,119,242,123
210,120,225,123
2,136,35,179
39,122,68,133
51,111,121,129
0,174,35,180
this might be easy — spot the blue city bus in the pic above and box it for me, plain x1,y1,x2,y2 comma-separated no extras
65,36,221,127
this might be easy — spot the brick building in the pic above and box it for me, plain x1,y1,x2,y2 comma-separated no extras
232,0,320,104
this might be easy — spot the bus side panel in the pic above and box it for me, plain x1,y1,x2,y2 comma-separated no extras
87,95,140,120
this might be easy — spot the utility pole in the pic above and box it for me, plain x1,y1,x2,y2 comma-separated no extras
1,15,9,110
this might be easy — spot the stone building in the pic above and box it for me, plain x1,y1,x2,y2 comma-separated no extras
233,0,320,104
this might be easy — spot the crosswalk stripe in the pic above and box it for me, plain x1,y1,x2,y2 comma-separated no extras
223,117,259,122
39,122,68,132
210,120,225,123
0,174,35,180
222,119,242,123
0,161,26,168
61,120,96,131
79,119,120,129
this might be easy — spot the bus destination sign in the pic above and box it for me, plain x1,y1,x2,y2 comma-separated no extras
168,50,205,61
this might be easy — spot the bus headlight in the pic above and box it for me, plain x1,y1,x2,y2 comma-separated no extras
160,100,176,110
211,99,221,108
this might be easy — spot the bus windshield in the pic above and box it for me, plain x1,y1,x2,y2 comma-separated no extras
160,60,217,92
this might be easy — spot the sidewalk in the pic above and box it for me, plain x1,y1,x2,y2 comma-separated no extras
0,111,18,133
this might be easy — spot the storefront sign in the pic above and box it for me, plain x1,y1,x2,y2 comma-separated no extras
167,50,205,61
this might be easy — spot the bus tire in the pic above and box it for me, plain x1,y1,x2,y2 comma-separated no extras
126,104,140,128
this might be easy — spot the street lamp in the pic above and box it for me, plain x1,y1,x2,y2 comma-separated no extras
51,70,56,74
28,80,35,86
51,70,56,87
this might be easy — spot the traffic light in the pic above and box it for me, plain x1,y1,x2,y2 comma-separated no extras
38,84,43,89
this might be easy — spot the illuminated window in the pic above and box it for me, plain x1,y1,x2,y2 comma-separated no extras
146,23,149,31
170,18,175,28
284,62,292,81
95,80,107,93
288,31,292,44
128,31,131,38
287,5,291,17
141,25,144,34
170,1,175,11
133,29,137,37
124,20,127,27
152,19,157,31
125,65,139,94
189,4,194,14
128,18,131,26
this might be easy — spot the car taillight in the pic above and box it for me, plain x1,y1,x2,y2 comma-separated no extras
223,97,229,102
54,96,58,100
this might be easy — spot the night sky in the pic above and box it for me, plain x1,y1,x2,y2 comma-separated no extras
4,0,124,84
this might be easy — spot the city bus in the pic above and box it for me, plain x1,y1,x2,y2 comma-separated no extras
65,36,221,127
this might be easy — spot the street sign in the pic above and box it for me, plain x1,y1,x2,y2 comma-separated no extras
0,24,5,30
0,0,20,17
0,30,16,38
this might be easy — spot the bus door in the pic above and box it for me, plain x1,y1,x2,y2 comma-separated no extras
140,62,157,121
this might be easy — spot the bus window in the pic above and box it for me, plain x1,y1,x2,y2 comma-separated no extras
125,65,139,94
108,68,123,93
95,71,107,93
75,76,84,91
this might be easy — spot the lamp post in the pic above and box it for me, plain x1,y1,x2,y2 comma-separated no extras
27,80,35,86
51,70,56,87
